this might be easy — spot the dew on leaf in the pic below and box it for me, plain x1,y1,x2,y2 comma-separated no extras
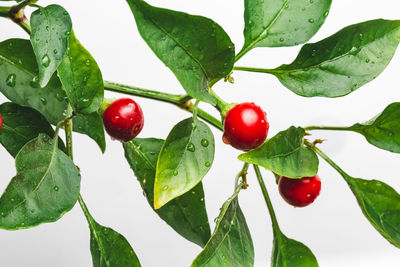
323,11,329,17
53,49,58,54
308,18,314,23
162,185,169,191
187,143,195,152
173,170,179,176
6,74,16,87
54,186,59,191
41,55,50,67
205,162,211,167
201,139,209,147
40,98,47,105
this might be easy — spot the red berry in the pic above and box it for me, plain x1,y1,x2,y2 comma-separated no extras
103,98,144,142
0,114,3,132
223,102,269,151
278,175,321,207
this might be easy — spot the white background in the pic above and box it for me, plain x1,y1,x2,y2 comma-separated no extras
1,0,400,266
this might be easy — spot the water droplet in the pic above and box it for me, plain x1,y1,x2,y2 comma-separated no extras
10,198,15,202
279,37,284,42
173,170,179,176
63,11,68,15
200,198,204,202
284,3,289,8
143,179,147,184
301,7,306,11
21,222,25,226
29,76,39,88
53,49,58,54
6,74,16,87
103,228,109,234
54,186,59,191
323,11,329,17
85,60,90,66
40,98,47,105
30,209,35,213
65,31,70,37
56,92,64,101
308,18,314,23
187,143,195,152
112,116,119,124
309,0,314,3
365,58,370,63
162,185,169,191
41,55,50,67
191,191,196,195
1,212,5,217
205,162,211,167
201,139,209,147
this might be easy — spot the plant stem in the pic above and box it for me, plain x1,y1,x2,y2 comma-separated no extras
103,80,223,131
104,81,186,105
233,66,276,74
209,88,228,113
253,164,281,233
0,6,10,18
304,140,350,180
235,163,250,189
304,125,350,131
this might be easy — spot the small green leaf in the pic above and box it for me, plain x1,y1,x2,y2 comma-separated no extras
0,134,81,230
241,0,331,50
191,187,254,267
123,138,211,247
30,4,72,87
88,217,141,267
272,233,318,267
73,112,106,153
0,39,105,152
154,117,215,209
126,0,235,104
0,102,65,157
349,102,400,153
58,32,104,114
238,126,318,178
342,175,400,248
272,19,400,97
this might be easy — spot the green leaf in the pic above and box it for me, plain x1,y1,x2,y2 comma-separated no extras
0,38,105,152
242,0,331,50
191,186,254,267
58,31,104,114
123,138,211,247
0,134,81,230
0,102,65,157
238,126,318,178
30,4,72,87
73,112,106,153
272,232,318,267
272,19,400,97
342,175,400,248
0,38,69,125
88,216,141,267
126,0,235,104
154,117,215,209
349,102,400,153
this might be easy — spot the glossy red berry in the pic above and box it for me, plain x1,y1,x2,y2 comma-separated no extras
223,102,269,151
103,98,144,142
0,114,3,132
278,175,321,207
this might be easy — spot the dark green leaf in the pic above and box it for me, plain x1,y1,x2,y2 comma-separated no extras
349,102,400,153
191,186,254,267
0,39,105,152
88,216,141,267
154,117,215,209
272,19,400,97
0,102,65,157
123,138,211,247
30,4,72,87
272,233,318,267
0,38,69,125
58,31,104,114
238,126,318,178
73,112,106,153
242,0,331,50
0,134,81,230
126,0,235,104
344,176,400,248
